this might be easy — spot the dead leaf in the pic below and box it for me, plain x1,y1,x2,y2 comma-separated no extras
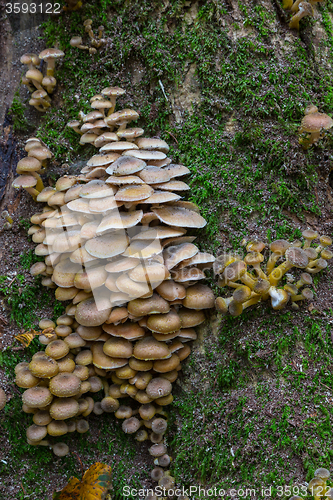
52,463,112,500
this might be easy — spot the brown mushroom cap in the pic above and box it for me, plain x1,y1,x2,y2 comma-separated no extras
178,308,205,328
15,368,39,388
49,373,82,397
147,309,182,334
91,343,128,370
75,298,111,327
47,420,68,436
285,247,309,268
26,424,48,443
49,397,79,420
45,340,70,360
133,337,171,360
146,377,172,399
155,280,186,301
22,386,53,408
103,337,133,358
103,321,146,340
76,419,90,433
182,284,215,309
53,442,70,457
301,112,333,133
33,410,52,426
29,354,59,378
153,206,206,228
127,293,170,317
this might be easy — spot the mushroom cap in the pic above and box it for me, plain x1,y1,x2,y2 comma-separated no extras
223,260,247,281
314,468,330,480
244,252,264,266
164,243,199,270
101,86,126,97
129,262,169,283
25,68,44,82
12,175,38,189
154,180,190,191
125,149,166,161
79,180,114,199
139,166,170,184
146,377,172,399
106,109,139,126
152,206,206,228
100,396,119,413
149,443,167,457
76,325,102,340
107,156,146,176
156,279,186,301
133,337,171,360
135,137,169,153
76,419,90,433
178,308,205,328
285,247,309,268
29,354,59,378
301,112,333,132
147,309,182,334
53,442,70,457
154,353,180,373
87,153,120,167
253,279,270,295
127,293,170,317
45,340,70,360
319,235,332,246
15,367,39,388
28,146,52,161
22,386,53,408
302,229,318,241
75,298,111,327
100,141,138,152
115,184,154,202
85,233,128,258
97,210,143,233
105,175,144,185
91,343,128,370
122,417,141,434
49,397,79,420
269,239,290,254
47,420,68,436
117,128,144,140
122,239,162,259
183,284,216,309
39,48,64,60
144,191,181,204
17,157,42,173
26,424,47,443
103,337,133,358
49,373,82,397
103,321,146,340
33,410,52,426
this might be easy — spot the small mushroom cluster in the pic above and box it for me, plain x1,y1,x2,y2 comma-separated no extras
282,0,322,30
70,20,106,55
12,137,53,200
67,85,138,142
20,49,64,111
299,105,333,149
292,467,332,500
14,86,215,463
1,211,13,231
215,231,332,316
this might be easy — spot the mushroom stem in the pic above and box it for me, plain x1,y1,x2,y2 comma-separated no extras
242,293,261,310
282,0,293,8
268,261,294,286
45,59,56,77
26,187,40,199
30,172,45,192
102,378,109,398
289,2,314,30
305,258,328,274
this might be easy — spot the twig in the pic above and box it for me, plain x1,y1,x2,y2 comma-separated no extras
319,380,332,392
21,482,26,495
71,451,84,478
165,130,179,145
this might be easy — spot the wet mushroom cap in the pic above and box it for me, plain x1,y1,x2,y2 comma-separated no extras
146,377,172,399
301,112,333,132
49,373,82,397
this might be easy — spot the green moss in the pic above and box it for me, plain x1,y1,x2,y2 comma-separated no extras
9,93,30,132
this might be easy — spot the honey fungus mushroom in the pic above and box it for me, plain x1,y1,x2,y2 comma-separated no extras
299,107,333,149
